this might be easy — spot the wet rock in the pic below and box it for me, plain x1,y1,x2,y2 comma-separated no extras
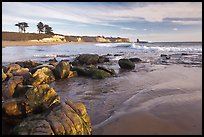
2,98,31,117
13,84,33,98
88,67,111,79
98,56,110,63
76,54,99,65
25,84,60,112
53,61,71,79
71,67,90,76
31,67,55,86
6,64,21,78
2,69,7,81
31,64,55,74
15,60,42,71
72,66,111,79
2,76,24,98
129,57,142,63
98,66,115,75
118,59,135,69
67,71,78,78
160,54,171,59
13,101,92,135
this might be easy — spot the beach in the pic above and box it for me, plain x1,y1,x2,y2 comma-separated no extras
92,65,202,135
2,41,99,47
2,42,202,135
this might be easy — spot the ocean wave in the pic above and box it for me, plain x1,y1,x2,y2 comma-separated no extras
96,43,202,53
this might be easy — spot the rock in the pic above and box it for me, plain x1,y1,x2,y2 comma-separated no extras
71,67,90,76
12,84,33,98
67,71,78,78
98,56,110,63
129,57,142,63
72,66,111,79
2,69,7,81
6,64,21,78
2,98,32,117
13,101,92,135
31,64,55,74
2,76,24,98
160,54,171,59
53,61,71,79
118,59,135,69
97,66,115,75
88,67,111,79
76,54,99,65
15,60,41,71
25,84,60,112
31,67,55,86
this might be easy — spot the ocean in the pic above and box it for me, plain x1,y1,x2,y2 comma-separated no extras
2,42,202,65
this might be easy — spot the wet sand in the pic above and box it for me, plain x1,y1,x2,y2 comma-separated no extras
92,64,202,135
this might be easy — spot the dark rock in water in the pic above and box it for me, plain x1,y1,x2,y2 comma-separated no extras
98,66,115,75
25,84,60,113
76,54,99,65
88,67,111,79
2,76,24,98
48,58,58,66
98,56,110,63
71,67,90,76
118,59,135,69
129,57,142,63
114,54,123,56
72,66,111,79
31,67,55,86
53,61,71,79
160,54,171,59
15,60,42,71
13,100,92,135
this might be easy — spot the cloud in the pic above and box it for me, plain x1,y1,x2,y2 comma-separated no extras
2,2,202,26
171,20,202,25
173,28,178,31
120,27,136,31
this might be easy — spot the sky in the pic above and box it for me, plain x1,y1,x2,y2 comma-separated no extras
2,2,202,42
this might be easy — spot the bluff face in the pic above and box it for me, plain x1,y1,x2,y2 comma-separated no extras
2,32,130,43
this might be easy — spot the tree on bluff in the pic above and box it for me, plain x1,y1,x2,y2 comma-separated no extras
44,24,54,34
15,22,29,33
37,22,44,34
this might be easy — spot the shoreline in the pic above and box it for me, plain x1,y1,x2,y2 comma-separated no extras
2,41,100,47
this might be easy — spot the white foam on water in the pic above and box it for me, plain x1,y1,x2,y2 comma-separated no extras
96,43,202,53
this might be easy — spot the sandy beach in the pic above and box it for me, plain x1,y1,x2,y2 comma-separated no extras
92,64,202,135
2,41,98,47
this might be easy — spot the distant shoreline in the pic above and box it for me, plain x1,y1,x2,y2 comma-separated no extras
2,41,99,47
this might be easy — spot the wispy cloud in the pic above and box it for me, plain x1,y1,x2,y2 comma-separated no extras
173,28,178,31
3,2,202,25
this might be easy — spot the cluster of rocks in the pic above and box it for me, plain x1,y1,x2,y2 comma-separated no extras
2,59,92,135
2,54,143,135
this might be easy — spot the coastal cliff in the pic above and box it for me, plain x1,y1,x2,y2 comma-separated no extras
2,32,130,43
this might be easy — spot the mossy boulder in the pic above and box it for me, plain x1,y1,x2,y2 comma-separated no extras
118,59,135,69
72,66,111,79
13,100,92,135
76,54,99,65
53,61,70,79
31,67,55,86
25,84,60,112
